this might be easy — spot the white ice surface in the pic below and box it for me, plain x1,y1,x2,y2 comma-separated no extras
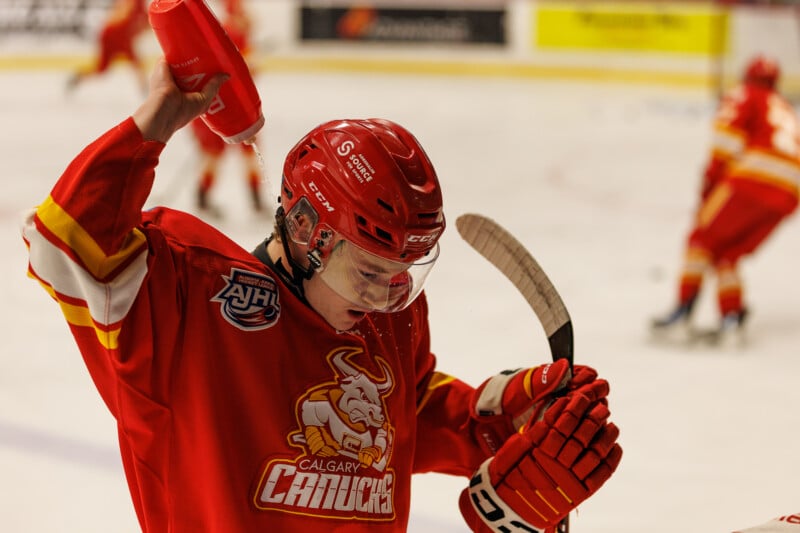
1,66,799,532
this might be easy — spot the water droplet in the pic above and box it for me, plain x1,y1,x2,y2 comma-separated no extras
247,141,275,213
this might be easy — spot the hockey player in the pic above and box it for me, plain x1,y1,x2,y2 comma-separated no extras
191,0,266,216
67,0,149,94
652,55,800,343
22,59,621,532
191,118,265,214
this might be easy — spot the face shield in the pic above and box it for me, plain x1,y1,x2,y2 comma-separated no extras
318,239,439,313
284,196,439,312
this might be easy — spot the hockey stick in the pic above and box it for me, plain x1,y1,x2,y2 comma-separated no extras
456,212,573,533
455,213,573,368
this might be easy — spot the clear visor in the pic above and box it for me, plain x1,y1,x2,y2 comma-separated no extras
318,239,439,313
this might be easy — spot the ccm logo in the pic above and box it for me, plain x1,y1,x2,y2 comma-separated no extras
309,181,334,212
540,363,551,384
408,232,440,243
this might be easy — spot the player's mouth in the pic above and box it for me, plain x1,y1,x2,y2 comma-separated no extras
347,309,368,320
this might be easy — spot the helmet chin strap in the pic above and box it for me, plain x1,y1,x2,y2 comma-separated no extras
252,206,316,301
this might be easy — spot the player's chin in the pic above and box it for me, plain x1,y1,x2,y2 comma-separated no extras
344,308,370,326
326,309,369,331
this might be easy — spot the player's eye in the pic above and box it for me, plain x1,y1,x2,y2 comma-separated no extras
359,270,379,281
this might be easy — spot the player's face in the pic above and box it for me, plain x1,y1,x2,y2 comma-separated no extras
304,272,373,331
316,239,437,314
318,240,410,311
283,206,438,326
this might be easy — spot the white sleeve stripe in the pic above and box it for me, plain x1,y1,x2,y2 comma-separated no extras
711,129,744,156
735,151,800,185
23,214,149,327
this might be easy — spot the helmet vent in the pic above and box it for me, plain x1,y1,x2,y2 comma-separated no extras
297,142,317,161
377,198,395,213
375,227,393,242
356,215,394,246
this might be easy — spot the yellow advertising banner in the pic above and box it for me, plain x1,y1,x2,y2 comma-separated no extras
535,2,728,55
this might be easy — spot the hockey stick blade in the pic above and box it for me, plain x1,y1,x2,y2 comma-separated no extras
455,213,574,369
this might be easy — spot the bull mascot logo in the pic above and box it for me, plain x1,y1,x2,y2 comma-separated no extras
291,347,395,472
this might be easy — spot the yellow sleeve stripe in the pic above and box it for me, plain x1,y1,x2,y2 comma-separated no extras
37,195,148,280
416,371,456,415
30,271,120,350
24,207,149,342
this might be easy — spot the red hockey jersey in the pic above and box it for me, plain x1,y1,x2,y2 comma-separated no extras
22,118,488,531
703,82,800,214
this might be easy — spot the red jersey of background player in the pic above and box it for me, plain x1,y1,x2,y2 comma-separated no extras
652,55,800,341
190,0,264,214
97,0,148,69
703,63,799,213
67,0,148,92
221,0,251,53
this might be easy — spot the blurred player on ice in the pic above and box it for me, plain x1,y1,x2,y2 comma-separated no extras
652,55,800,344
67,0,149,93
23,58,621,531
191,0,266,216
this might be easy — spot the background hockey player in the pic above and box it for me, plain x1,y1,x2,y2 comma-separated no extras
67,0,149,94
22,59,621,531
190,0,267,216
652,55,800,343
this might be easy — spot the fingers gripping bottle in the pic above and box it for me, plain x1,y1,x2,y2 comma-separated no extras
148,0,264,144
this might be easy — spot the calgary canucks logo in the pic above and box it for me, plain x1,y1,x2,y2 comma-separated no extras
212,268,280,330
253,347,396,521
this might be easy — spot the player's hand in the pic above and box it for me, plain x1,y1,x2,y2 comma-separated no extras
133,58,228,143
460,388,622,532
472,359,601,455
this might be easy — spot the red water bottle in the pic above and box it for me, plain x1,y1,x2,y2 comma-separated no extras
148,0,264,144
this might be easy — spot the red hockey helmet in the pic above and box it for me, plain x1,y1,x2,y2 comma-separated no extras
280,118,445,311
744,55,780,89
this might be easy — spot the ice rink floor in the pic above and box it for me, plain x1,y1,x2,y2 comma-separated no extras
2,65,799,532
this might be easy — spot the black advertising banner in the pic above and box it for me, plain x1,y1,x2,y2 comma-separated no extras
0,0,110,35
300,5,507,45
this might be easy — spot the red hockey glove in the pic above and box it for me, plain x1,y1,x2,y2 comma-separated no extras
471,359,601,455
460,389,622,532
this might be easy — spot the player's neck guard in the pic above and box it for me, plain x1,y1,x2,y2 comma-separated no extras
251,207,315,304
